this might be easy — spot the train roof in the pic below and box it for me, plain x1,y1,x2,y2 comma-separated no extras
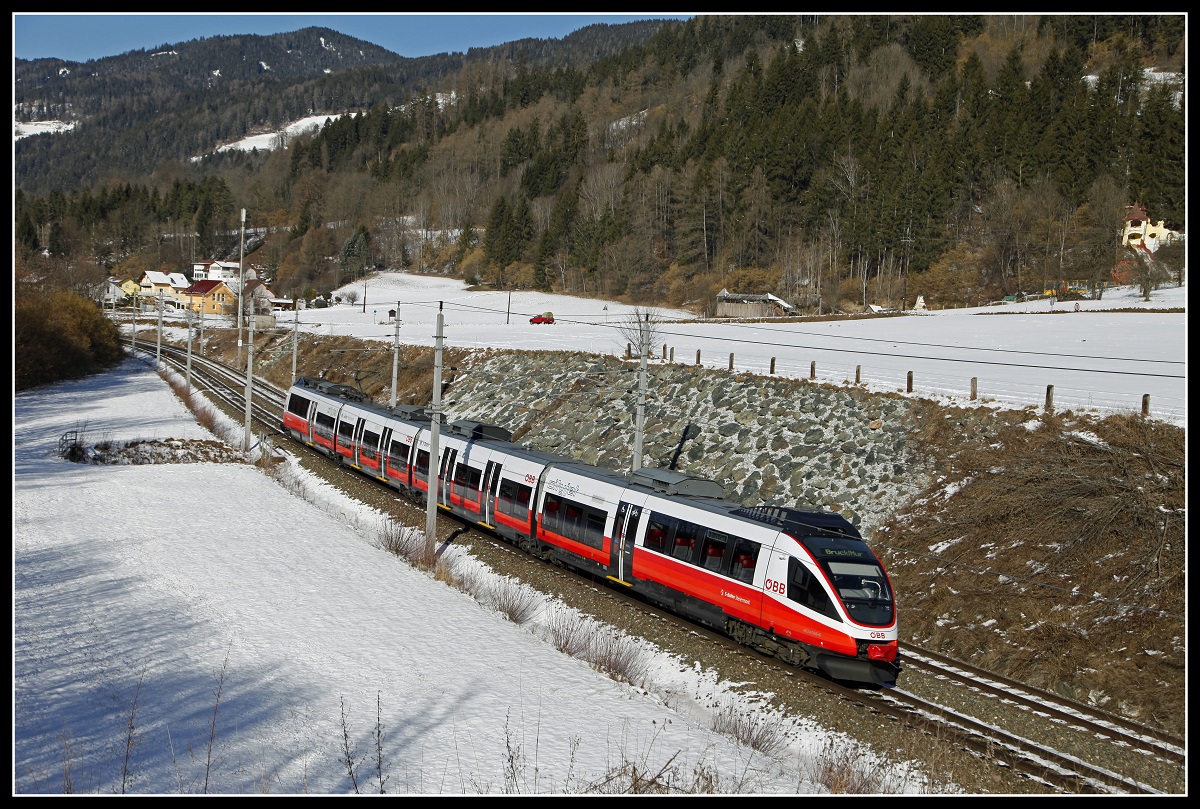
627,467,726,499
289,378,860,539
731,504,861,540
290,378,430,422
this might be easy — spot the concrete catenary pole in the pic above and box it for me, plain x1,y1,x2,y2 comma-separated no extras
291,308,299,385
243,312,255,452
237,208,246,368
425,302,445,558
156,291,164,369
390,304,401,407
185,310,194,396
631,313,649,472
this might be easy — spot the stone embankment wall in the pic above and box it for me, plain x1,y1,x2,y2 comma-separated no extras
439,349,1002,534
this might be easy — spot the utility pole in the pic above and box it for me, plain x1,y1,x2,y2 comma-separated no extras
425,302,445,558
156,291,164,369
291,308,299,385
237,208,246,368
631,313,649,472
243,312,255,452
185,310,194,396
390,304,401,407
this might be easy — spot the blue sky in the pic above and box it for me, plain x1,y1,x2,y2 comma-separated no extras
13,13,696,63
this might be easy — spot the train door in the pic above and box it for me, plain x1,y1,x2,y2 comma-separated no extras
352,418,366,466
359,421,384,477
607,500,644,586
335,414,357,462
310,402,338,454
439,448,458,507
379,427,393,478
481,460,501,527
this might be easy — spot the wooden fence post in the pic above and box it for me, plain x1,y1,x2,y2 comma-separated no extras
1045,384,1055,413
695,349,701,366
728,353,734,371
770,357,776,374
810,361,816,380
907,371,913,393
971,377,978,400
855,365,861,384
669,347,674,363
1142,394,1150,418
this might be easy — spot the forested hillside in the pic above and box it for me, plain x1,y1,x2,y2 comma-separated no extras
15,14,1186,315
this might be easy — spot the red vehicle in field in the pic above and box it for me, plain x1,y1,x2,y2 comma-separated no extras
530,312,555,324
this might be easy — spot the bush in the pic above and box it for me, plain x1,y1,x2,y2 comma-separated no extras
710,700,789,756
15,288,123,390
486,577,544,625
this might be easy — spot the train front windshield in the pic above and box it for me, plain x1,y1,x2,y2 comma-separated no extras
824,560,893,626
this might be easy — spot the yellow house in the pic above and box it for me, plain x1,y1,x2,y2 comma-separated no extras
139,270,175,300
118,278,142,300
182,279,237,316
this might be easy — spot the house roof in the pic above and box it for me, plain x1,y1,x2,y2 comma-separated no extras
142,270,172,286
184,279,231,295
244,279,275,296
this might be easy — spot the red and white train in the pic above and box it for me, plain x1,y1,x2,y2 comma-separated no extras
282,377,901,686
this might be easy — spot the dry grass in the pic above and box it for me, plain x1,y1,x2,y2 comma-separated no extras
485,578,545,625
544,604,597,657
883,411,1185,736
709,700,789,757
582,630,652,687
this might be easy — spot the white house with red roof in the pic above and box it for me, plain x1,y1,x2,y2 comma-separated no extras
192,260,258,293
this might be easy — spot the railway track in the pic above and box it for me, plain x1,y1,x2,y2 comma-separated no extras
132,337,1185,794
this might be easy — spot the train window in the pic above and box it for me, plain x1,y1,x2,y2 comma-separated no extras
498,479,532,519
673,521,700,563
414,450,430,478
584,512,605,546
787,559,840,622
453,464,483,502
314,412,335,439
388,439,411,469
700,530,728,572
338,420,355,440
361,430,380,460
827,561,893,626
731,539,759,583
542,494,605,550
643,516,670,553
287,394,311,417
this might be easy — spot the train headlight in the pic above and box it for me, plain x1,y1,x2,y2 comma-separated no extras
867,643,897,662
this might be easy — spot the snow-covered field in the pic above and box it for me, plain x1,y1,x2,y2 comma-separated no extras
285,273,1186,428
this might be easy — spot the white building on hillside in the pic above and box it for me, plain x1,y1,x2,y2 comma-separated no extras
192,260,256,292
